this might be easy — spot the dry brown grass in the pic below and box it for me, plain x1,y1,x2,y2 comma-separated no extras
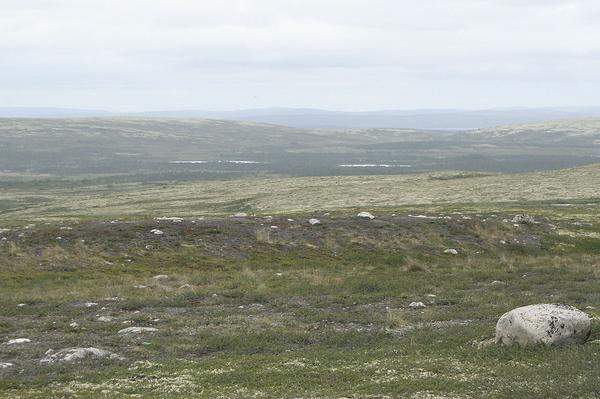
1,164,599,221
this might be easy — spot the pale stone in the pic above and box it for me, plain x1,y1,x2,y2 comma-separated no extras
5,338,31,345
357,211,375,219
40,347,124,364
118,327,158,335
496,304,591,346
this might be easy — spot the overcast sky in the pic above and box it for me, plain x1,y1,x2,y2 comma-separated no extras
1,0,599,111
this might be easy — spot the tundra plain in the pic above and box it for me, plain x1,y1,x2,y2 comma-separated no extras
0,118,599,398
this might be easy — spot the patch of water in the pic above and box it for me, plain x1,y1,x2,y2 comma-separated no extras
338,164,412,168
169,160,267,164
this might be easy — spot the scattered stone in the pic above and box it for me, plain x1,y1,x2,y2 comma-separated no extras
409,301,426,309
133,285,147,289
511,214,535,224
287,218,294,222
230,212,248,218
178,284,193,290
0,362,14,369
150,229,164,235
17,303,26,307
443,248,458,255
496,304,591,346
308,218,321,226
408,214,451,220
69,322,79,328
118,327,158,335
97,316,114,323
357,211,375,220
153,274,169,280
155,216,183,223
40,347,124,364
270,225,278,229
490,280,507,286
5,338,31,345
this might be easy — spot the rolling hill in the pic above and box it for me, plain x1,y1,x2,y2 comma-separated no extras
0,118,598,181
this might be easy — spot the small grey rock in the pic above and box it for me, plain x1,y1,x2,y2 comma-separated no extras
357,211,375,220
409,301,426,309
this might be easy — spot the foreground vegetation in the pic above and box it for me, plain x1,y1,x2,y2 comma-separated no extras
0,201,599,398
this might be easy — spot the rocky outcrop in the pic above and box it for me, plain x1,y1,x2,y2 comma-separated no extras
40,347,124,364
118,326,158,335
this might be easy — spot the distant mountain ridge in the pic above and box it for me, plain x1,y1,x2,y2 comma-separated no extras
4,106,600,130
136,107,600,129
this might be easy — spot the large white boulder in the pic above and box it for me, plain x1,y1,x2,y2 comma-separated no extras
40,348,124,364
496,304,591,346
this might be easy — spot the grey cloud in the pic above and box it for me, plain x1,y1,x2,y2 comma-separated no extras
0,0,599,110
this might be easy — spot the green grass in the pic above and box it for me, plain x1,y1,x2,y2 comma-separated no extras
0,208,599,398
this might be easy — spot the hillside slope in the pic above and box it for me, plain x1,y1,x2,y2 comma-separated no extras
0,118,598,179
468,119,600,146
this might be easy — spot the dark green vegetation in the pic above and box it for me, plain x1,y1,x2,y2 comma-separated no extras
0,204,599,398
